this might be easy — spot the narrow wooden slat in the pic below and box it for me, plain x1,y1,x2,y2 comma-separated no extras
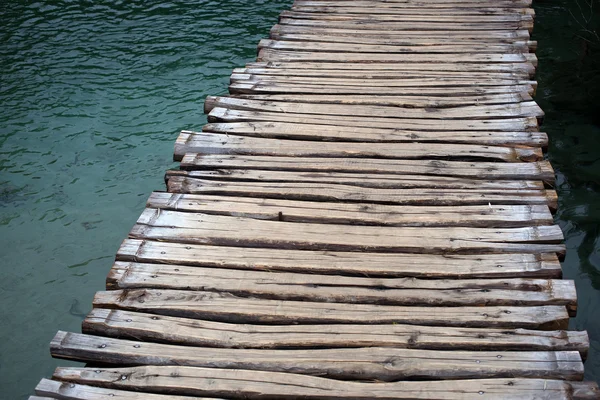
177,154,555,182
207,109,540,132
107,261,577,310
167,169,546,190
84,309,589,354
205,97,544,119
198,122,548,148
167,176,558,210
117,239,563,279
131,209,565,255
277,18,533,33
246,61,536,76
230,81,536,96
50,332,584,381
258,38,532,54
93,289,570,329
281,11,534,23
293,0,534,8
235,68,534,81
257,48,537,65
176,132,542,163
35,379,210,400
147,192,554,228
53,366,600,400
290,6,534,16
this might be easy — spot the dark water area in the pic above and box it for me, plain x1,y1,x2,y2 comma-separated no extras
533,0,600,384
0,0,598,398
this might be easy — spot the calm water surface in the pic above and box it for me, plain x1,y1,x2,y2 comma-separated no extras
0,0,598,398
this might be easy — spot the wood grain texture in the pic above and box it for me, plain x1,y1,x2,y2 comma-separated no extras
50,332,584,381
166,176,558,210
117,239,563,279
52,366,600,400
130,209,565,255
147,192,554,228
177,153,555,182
35,379,210,400
93,289,570,329
83,309,589,355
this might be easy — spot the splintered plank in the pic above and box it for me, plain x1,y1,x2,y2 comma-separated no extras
84,309,589,354
293,0,535,8
257,38,533,54
117,239,563,279
205,97,544,119
289,7,535,16
277,19,533,33
268,34,536,51
208,109,540,131
234,68,534,81
34,379,208,400
50,332,583,381
246,61,536,76
93,289,570,329
177,154,555,182
50,367,600,400
147,192,554,228
166,169,546,190
257,49,537,65
166,176,558,210
107,261,577,310
208,108,540,130
280,11,534,23
229,75,538,94
176,132,542,162
230,81,535,95
198,122,548,148
131,209,565,255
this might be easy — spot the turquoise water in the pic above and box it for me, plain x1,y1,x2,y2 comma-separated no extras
0,0,598,398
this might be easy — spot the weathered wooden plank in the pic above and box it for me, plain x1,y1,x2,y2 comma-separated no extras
230,75,539,94
269,34,536,51
107,261,577,310
281,10,534,23
258,38,532,54
278,18,534,32
290,6,534,16
198,122,548,148
205,97,543,120
177,154,555,182
234,69,534,82
176,132,542,162
117,239,563,279
167,169,546,190
50,332,584,381
246,61,536,76
51,367,600,400
131,209,565,255
167,176,558,210
84,309,589,355
208,109,540,131
93,289,570,329
257,48,538,66
230,81,536,96
293,0,534,8
34,379,211,400
147,192,554,228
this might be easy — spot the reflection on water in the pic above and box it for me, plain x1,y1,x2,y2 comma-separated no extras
534,0,600,384
0,1,290,397
0,0,599,397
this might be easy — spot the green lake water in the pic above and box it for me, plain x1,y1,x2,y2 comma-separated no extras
0,0,598,397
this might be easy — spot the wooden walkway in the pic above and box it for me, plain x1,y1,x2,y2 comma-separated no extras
32,1,599,399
